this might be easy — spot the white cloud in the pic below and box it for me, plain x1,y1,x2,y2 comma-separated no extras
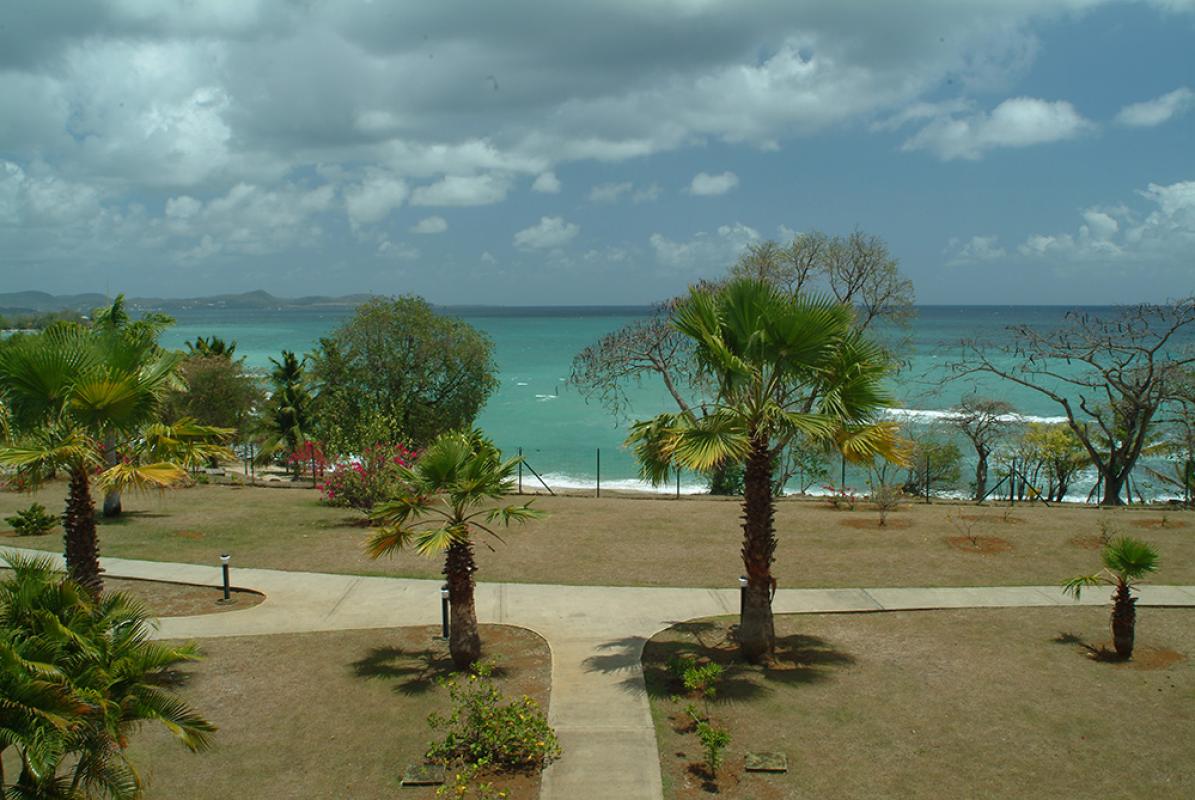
1115,87,1194,127
649,222,760,271
343,170,407,228
688,171,739,196
1015,180,1195,262
514,216,580,250
480,250,497,264
946,235,1007,264
410,174,510,207
632,183,661,203
531,171,561,193
589,181,633,204
377,237,420,261
902,97,1093,160
164,181,335,257
410,215,448,234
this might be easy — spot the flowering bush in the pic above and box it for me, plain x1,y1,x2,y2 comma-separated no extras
427,661,561,772
317,442,414,513
822,484,859,511
288,440,329,479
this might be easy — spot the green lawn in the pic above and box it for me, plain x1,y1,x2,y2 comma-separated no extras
644,607,1195,799
3,481,1194,589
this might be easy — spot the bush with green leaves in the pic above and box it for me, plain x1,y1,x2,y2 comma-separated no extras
427,661,561,772
436,763,510,800
4,501,58,536
695,720,732,777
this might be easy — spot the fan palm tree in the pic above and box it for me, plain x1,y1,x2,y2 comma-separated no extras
628,279,901,662
1064,536,1159,660
366,431,543,669
0,554,214,798
0,325,185,595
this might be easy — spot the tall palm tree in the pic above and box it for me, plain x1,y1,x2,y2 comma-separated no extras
628,279,900,662
366,431,543,669
0,554,214,798
0,325,185,595
1064,536,1159,660
257,350,313,475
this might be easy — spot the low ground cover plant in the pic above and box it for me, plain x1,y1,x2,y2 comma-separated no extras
4,501,58,535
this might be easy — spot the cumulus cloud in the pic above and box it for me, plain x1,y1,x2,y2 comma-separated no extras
165,181,336,257
531,171,561,193
1115,87,1194,127
688,171,740,196
410,174,510,207
946,235,1007,264
902,97,1093,160
650,222,760,271
1015,181,1195,263
410,215,448,234
589,182,633,204
343,170,406,228
514,216,580,250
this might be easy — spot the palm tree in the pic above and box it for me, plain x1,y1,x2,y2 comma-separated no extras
366,431,543,669
0,325,186,595
257,350,313,475
184,336,238,360
1064,536,1159,660
0,554,214,798
628,280,900,662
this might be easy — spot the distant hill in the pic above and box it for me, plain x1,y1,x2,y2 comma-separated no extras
0,290,379,315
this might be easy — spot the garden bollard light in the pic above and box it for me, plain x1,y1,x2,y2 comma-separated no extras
440,584,450,639
219,553,231,604
739,575,748,624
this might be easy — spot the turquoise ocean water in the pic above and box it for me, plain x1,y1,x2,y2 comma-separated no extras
157,306,1189,500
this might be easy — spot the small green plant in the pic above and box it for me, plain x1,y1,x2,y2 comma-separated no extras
427,661,561,772
1096,516,1119,547
4,502,58,536
436,763,510,799
682,662,724,700
1064,536,1159,660
695,720,731,778
822,484,859,511
667,653,697,683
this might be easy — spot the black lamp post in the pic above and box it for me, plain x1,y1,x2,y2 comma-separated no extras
218,553,231,604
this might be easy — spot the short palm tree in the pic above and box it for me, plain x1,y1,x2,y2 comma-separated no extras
366,431,543,669
0,554,214,798
1064,536,1159,659
0,325,186,595
628,279,900,662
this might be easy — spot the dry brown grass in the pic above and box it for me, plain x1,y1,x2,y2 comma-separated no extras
3,482,1194,588
129,625,550,799
644,607,1195,799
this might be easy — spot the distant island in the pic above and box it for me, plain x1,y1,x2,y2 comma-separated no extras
0,290,379,316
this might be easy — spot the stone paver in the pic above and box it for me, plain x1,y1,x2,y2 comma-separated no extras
4,545,1194,800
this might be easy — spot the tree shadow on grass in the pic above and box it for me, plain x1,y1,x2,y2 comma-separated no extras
97,510,169,526
1052,631,1122,662
640,622,856,704
350,644,509,696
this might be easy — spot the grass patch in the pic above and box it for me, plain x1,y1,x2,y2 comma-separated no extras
127,624,550,799
644,607,1195,798
3,482,1195,588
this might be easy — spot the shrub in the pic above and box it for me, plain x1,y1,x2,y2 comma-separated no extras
427,662,561,772
870,484,904,527
706,459,744,496
436,764,509,800
318,442,415,512
5,502,58,536
695,720,731,777
822,484,858,511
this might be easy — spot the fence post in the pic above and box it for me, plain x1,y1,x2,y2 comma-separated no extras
596,448,601,498
518,447,523,495
1186,459,1192,508
925,453,931,504
1009,458,1016,506
841,453,846,487
249,442,255,480
676,466,681,499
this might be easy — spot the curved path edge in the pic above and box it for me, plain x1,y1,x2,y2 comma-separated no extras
5,546,1195,800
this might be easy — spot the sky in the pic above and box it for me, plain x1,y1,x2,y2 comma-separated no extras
1,1,1193,306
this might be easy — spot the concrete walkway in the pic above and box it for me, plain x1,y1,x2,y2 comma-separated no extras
5,546,1195,800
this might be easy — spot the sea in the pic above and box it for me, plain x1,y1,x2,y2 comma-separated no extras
156,305,1191,501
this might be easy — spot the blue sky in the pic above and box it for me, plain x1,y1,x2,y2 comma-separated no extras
1,1,1192,305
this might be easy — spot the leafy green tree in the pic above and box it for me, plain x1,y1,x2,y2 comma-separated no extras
628,280,900,662
902,438,963,498
0,325,186,595
0,554,214,797
310,297,498,452
367,431,543,669
1019,422,1089,502
1064,537,1159,660
162,354,262,440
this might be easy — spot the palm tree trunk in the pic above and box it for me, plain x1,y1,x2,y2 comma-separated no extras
64,465,103,597
1110,582,1136,659
445,540,481,669
738,434,776,663
101,433,122,517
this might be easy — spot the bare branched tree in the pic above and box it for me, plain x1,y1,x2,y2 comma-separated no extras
955,300,1195,505
947,396,1016,500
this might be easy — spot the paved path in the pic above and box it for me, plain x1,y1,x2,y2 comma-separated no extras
5,546,1195,800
